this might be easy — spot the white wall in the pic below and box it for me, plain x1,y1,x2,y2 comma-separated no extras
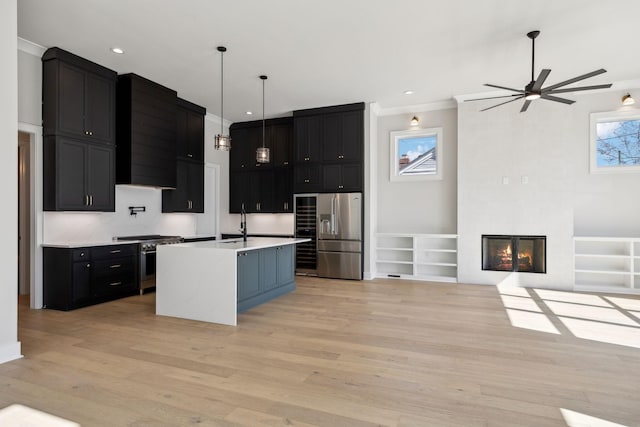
0,0,22,364
375,108,458,234
457,89,640,289
18,45,41,126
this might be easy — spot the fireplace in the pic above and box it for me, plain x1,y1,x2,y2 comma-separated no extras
482,235,546,273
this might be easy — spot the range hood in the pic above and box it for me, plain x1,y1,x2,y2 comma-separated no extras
116,73,177,188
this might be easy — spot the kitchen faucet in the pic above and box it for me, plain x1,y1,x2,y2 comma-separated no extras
240,203,247,242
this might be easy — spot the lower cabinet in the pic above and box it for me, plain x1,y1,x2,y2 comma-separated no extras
43,243,139,310
236,245,295,312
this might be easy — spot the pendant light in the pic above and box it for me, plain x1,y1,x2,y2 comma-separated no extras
214,46,231,151
256,75,270,163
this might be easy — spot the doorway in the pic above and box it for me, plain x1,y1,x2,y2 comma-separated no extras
18,131,30,297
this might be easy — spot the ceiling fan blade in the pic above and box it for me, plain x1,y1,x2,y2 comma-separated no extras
465,94,523,102
520,100,532,112
545,83,613,94
543,69,607,91
484,84,525,93
541,94,575,105
531,69,551,91
480,95,525,112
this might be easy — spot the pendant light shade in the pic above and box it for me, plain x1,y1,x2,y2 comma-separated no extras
214,46,231,151
256,75,270,163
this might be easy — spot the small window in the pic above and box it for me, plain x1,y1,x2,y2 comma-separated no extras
590,110,640,174
389,127,443,182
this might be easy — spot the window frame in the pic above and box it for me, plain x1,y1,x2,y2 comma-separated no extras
389,127,443,182
590,110,640,174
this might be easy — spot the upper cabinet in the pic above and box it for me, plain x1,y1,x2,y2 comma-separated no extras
293,102,365,193
162,98,206,213
229,117,293,213
116,73,178,188
42,47,116,145
176,97,205,162
42,47,116,212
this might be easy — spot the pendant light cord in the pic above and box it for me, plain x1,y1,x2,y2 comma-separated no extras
220,50,224,136
262,77,265,149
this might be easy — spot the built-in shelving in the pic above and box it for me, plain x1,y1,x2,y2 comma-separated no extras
574,237,640,294
375,233,457,282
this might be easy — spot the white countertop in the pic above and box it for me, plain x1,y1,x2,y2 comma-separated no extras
42,240,140,248
169,237,309,252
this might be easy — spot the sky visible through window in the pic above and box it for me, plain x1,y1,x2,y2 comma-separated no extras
596,119,640,167
398,135,436,162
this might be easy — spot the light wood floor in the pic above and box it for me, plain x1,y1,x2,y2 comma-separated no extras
3,277,640,426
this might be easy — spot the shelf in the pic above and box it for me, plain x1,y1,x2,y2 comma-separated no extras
417,262,457,267
575,253,631,259
376,233,457,283
574,269,631,275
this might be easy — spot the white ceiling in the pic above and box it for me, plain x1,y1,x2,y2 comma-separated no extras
17,0,640,122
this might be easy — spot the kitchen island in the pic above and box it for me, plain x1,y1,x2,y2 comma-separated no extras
156,237,310,325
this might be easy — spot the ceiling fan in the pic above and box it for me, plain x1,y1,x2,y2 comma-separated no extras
467,30,612,112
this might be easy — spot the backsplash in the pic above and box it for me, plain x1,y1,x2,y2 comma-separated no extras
43,186,197,243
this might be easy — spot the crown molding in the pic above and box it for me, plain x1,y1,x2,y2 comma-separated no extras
374,99,457,117
18,37,46,57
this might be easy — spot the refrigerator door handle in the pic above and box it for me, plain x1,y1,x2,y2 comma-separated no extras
331,196,337,235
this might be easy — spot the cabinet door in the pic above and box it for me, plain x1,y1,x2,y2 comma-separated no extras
72,261,92,303
293,164,321,193
261,248,279,291
276,245,295,285
294,116,322,163
187,110,205,161
257,170,275,213
271,123,293,167
339,110,363,162
229,171,248,214
229,127,250,170
244,171,262,213
274,168,293,212
85,73,115,144
58,63,86,138
188,161,204,212
86,144,115,211
237,251,261,301
321,163,362,192
175,106,189,159
56,138,88,210
322,113,342,162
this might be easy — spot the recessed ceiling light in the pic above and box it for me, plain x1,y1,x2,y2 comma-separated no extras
246,111,253,115
404,90,414,95
111,47,124,54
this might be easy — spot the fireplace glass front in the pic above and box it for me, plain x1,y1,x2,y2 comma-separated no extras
482,235,546,273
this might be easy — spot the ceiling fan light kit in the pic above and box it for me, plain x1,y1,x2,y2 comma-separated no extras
467,30,612,112
622,93,635,106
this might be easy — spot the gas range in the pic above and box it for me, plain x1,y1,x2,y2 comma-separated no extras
115,234,183,252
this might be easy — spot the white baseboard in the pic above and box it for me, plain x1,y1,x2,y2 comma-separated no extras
363,272,374,280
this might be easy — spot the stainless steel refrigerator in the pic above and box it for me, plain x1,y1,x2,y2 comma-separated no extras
317,192,362,280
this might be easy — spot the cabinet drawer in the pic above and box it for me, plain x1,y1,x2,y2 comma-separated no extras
92,244,137,260
93,273,137,296
93,256,136,279
72,248,91,261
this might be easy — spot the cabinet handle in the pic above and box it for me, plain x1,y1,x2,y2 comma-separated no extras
108,281,122,286
284,202,288,211
338,185,344,189
304,157,309,161
283,161,289,165
256,163,261,167
110,264,121,269
110,249,121,254
187,154,193,158
79,252,85,257
89,195,93,206
304,179,309,183
338,155,344,159
241,164,245,168
84,195,89,206
84,131,88,135
86,263,91,268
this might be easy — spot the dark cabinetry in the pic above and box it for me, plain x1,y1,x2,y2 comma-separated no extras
293,103,364,193
43,135,115,212
116,73,177,188
229,117,293,213
162,159,204,212
162,98,206,213
43,47,116,144
42,47,117,212
44,244,138,311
